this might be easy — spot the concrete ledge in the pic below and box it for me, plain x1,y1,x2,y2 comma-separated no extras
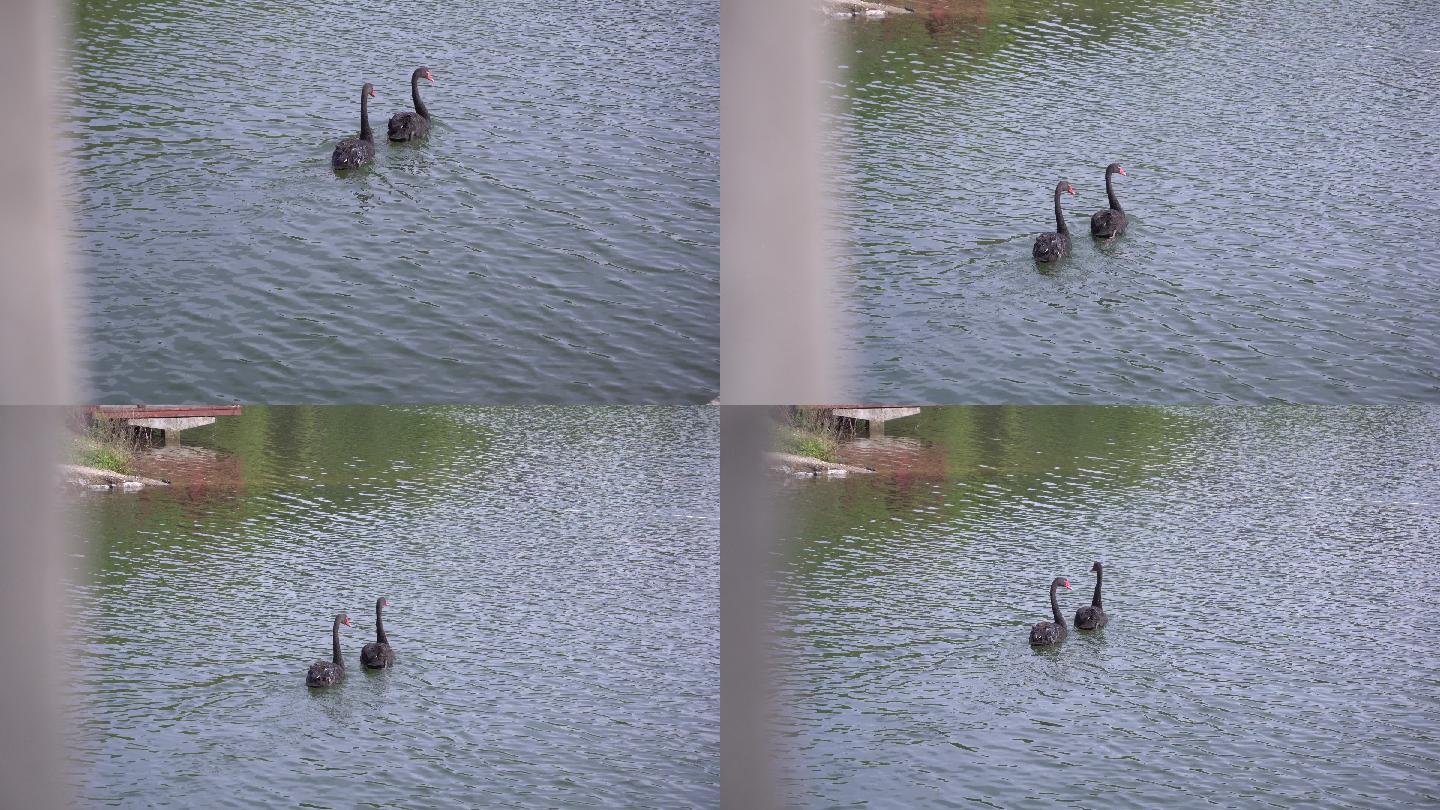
831,406,921,423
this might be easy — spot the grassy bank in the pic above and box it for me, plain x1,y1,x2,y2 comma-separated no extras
774,408,841,462
69,419,136,474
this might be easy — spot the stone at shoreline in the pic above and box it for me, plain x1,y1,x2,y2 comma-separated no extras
60,464,169,491
820,0,912,18
767,452,875,477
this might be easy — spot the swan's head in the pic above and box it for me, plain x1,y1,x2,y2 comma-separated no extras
339,614,354,628
380,597,392,608
1057,181,1075,196
363,83,376,98
1052,577,1072,590
418,67,434,83
1107,163,1126,176
1090,561,1103,573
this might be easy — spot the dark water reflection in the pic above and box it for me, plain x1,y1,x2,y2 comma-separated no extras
70,406,719,806
776,406,1440,807
828,0,1440,402
67,0,718,402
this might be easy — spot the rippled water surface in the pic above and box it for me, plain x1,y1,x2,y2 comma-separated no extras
776,406,1440,807
71,406,718,806
68,0,717,402
828,0,1440,402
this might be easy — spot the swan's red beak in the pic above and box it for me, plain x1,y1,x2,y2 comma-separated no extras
368,89,376,97
1118,167,1127,175
343,617,353,626
426,72,434,83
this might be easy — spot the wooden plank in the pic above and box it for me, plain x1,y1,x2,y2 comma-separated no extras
82,405,243,419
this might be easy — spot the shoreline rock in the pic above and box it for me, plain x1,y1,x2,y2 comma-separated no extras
60,464,170,492
767,452,875,477
821,0,912,18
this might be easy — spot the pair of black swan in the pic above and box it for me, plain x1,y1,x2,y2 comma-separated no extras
1031,163,1129,262
330,67,435,170
1027,562,1109,646
305,597,396,688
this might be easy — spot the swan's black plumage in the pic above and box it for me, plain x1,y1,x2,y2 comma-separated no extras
1074,561,1109,629
1025,573,1071,642
360,597,396,669
332,84,377,169
1029,577,1072,646
1090,163,1128,238
306,613,353,687
388,67,434,142
1033,181,1076,262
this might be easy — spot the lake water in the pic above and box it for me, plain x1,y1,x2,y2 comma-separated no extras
775,406,1440,807
827,0,1440,402
69,406,718,806
67,0,718,403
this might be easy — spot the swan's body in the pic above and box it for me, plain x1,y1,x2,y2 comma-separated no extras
332,84,377,169
1090,163,1128,238
360,597,396,669
306,613,353,687
1033,181,1076,262
1074,561,1109,629
388,67,434,142
1029,577,1072,646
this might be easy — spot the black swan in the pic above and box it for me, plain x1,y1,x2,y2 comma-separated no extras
331,83,377,170
1032,181,1077,262
1028,577,1072,646
306,613,353,687
360,596,396,669
1074,561,1109,629
388,67,435,142
1090,163,1128,238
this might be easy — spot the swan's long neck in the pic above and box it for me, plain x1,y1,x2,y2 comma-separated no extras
412,72,429,119
1049,584,1063,624
1053,186,1068,234
359,88,372,141
1091,566,1103,608
331,617,343,665
375,599,388,644
1105,168,1122,212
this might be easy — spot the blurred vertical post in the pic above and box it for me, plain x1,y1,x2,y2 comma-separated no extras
720,406,779,808
1,0,74,806
721,0,840,404
723,0,835,800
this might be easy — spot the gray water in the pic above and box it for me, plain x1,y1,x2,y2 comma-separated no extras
828,0,1440,402
776,406,1440,807
67,0,717,403
70,406,718,806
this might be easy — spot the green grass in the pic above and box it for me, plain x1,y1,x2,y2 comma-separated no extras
68,421,135,474
775,424,838,462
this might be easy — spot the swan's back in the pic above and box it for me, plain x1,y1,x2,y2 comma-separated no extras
306,660,344,687
1074,605,1109,630
361,641,396,669
388,111,430,142
1029,621,1067,646
1033,232,1070,262
1090,209,1127,238
331,137,374,169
